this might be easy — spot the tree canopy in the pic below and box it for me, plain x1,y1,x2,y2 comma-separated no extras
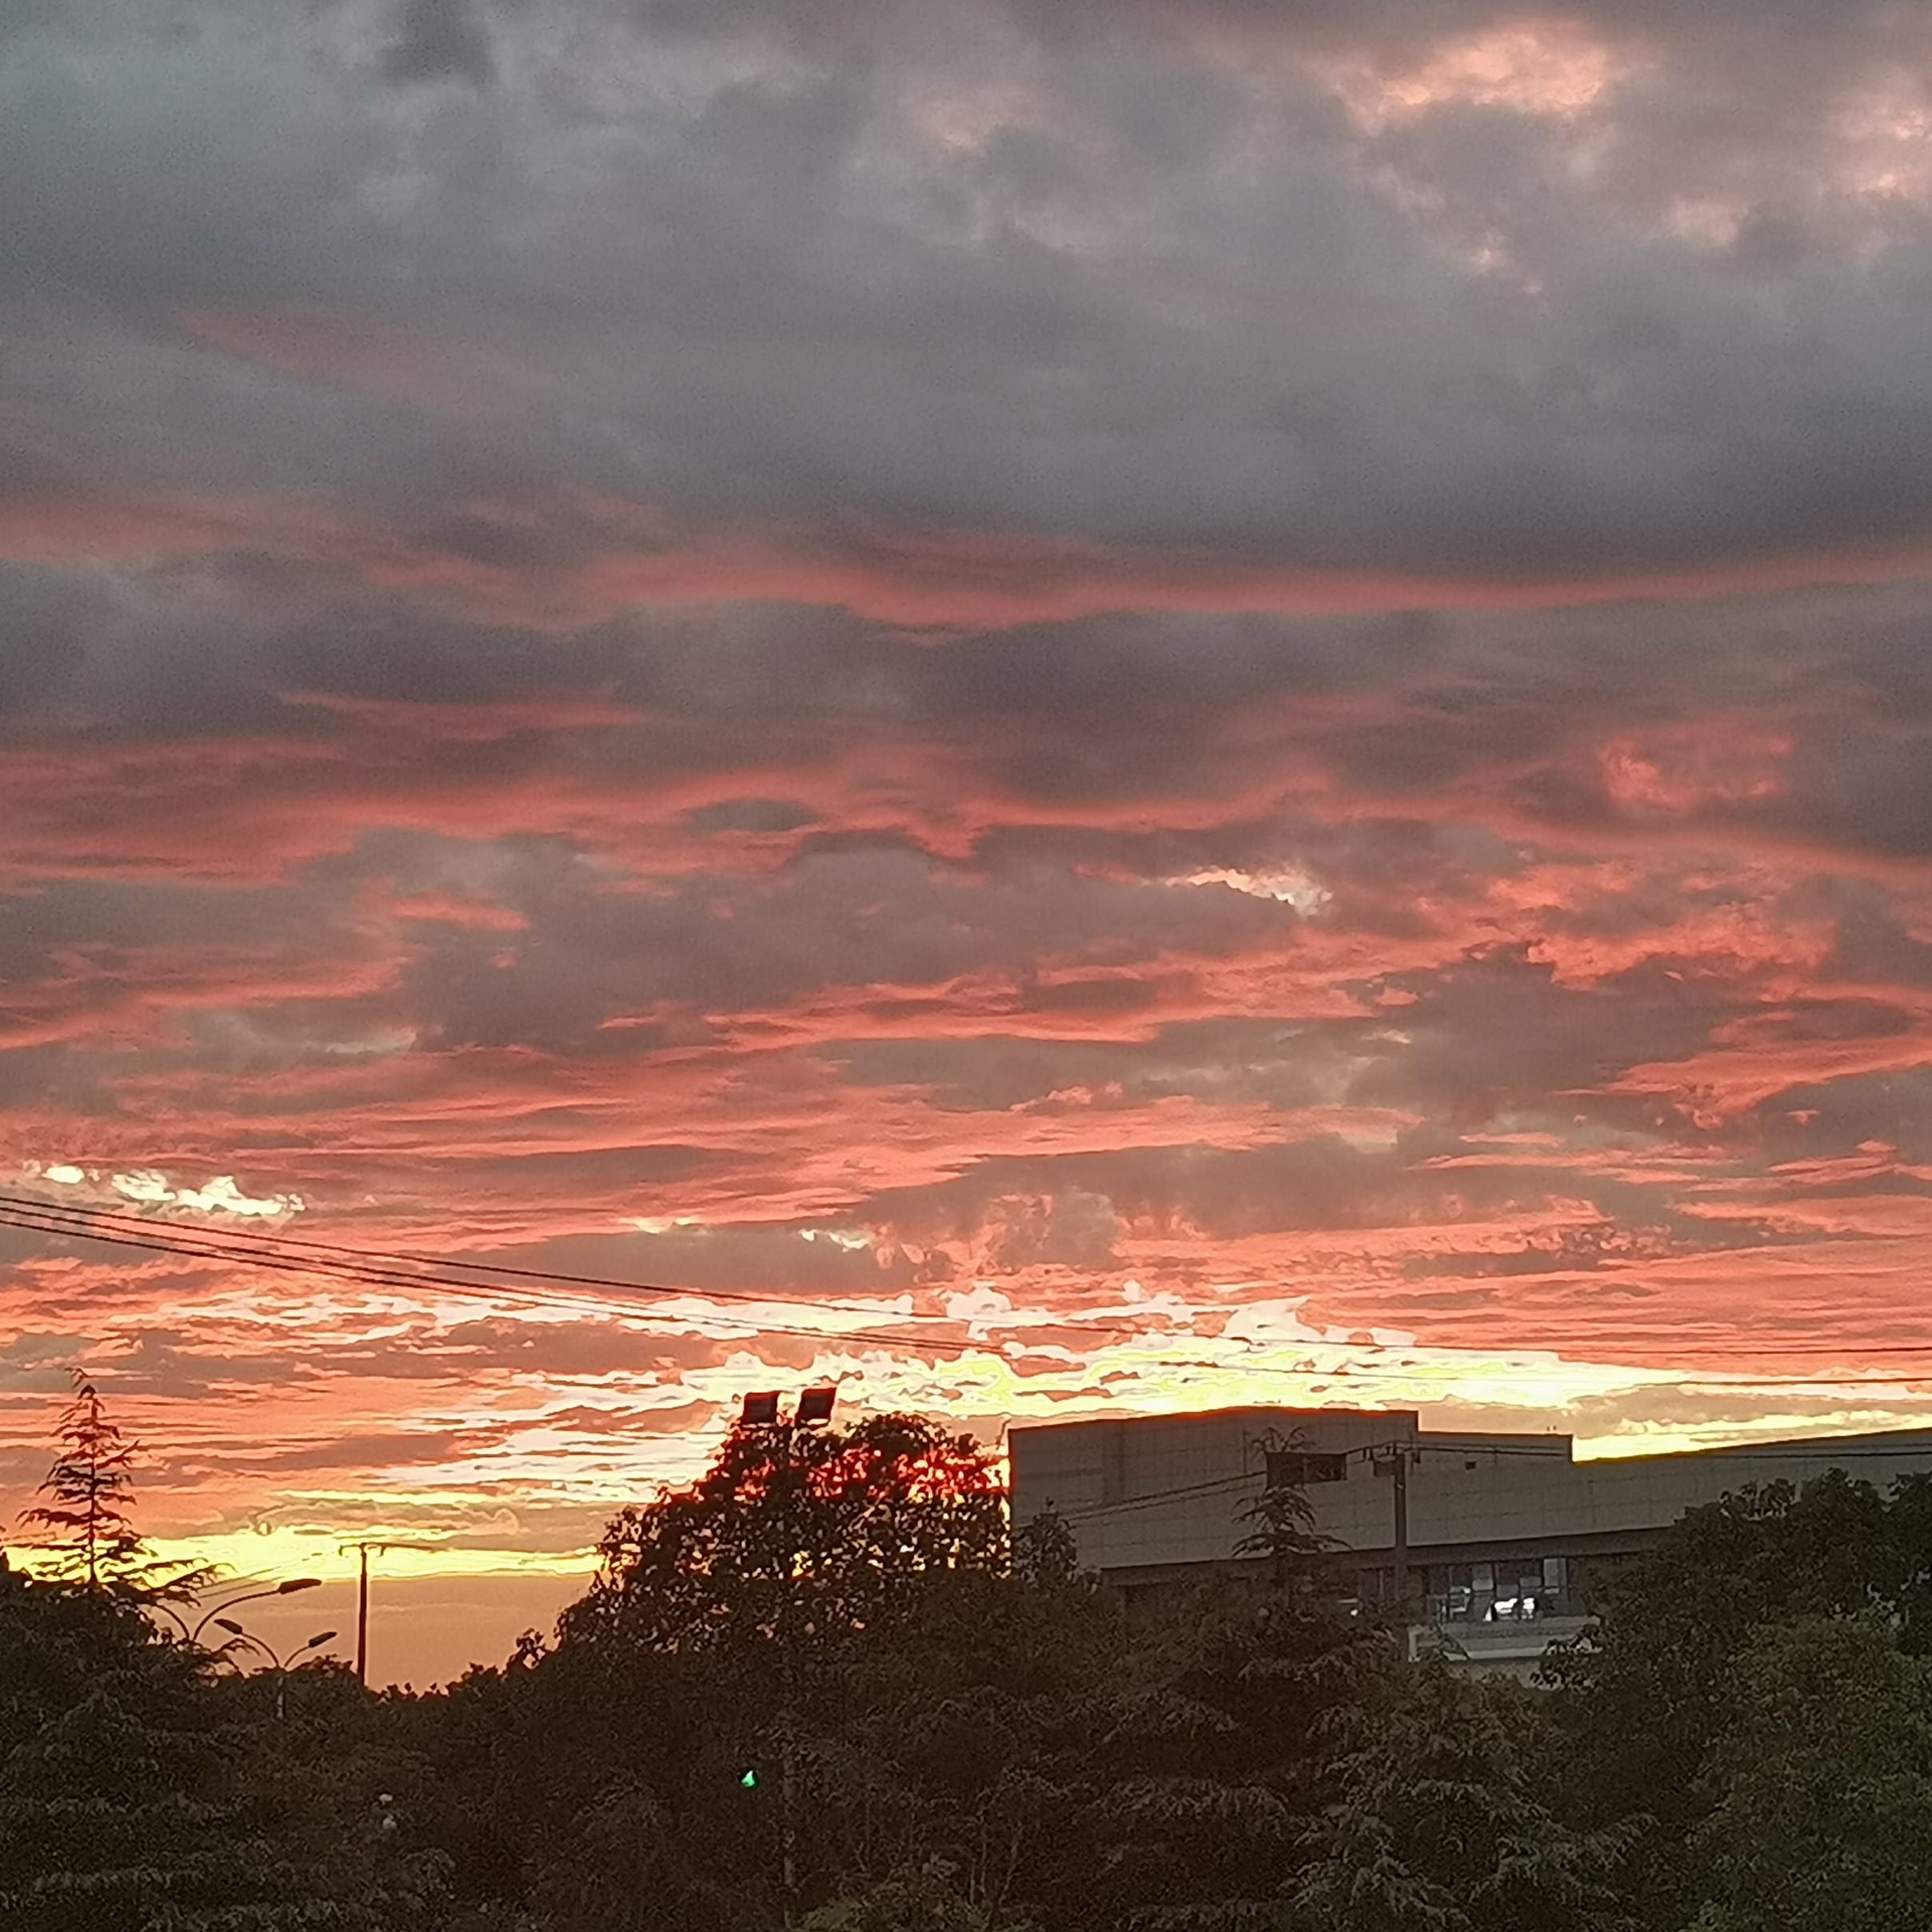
6,1395,1931,1931
561,1409,1008,1658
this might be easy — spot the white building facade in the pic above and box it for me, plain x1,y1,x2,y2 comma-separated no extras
1008,1407,1932,1671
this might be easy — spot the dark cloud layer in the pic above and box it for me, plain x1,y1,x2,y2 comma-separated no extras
6,0,1932,573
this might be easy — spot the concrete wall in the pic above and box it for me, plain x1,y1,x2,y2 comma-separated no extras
1012,1406,1416,1571
1400,1431,1932,1556
1011,1407,1932,1577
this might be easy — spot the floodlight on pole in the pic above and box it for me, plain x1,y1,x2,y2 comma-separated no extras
740,1387,836,1430
731,1380,841,1925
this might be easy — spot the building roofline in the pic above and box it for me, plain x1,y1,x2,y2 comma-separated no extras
1570,1424,1932,1471
1010,1405,1932,1473
1008,1403,1423,1437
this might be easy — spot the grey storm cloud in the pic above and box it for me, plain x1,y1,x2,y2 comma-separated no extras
4,0,1932,570
381,0,495,86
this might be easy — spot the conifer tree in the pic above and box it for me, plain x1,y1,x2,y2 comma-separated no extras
18,1371,150,1591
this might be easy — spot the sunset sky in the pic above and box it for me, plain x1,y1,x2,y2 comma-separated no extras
8,0,1932,1685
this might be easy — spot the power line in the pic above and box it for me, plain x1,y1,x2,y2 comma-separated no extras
1052,1442,1573,1523
0,1189,1319,1359
13,1188,1932,1363
5,1190,1931,1386
6,1189,1932,1387
0,1192,950,1323
0,1197,995,1362
1053,1474,1255,1523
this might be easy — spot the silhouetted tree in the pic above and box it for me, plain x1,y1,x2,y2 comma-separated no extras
1010,1506,1084,1594
564,1410,1008,1659
0,1560,449,1929
18,1372,147,1591
1061,1580,1375,1930
448,1412,1016,1930
801,1858,1033,1932
1543,1468,1908,1925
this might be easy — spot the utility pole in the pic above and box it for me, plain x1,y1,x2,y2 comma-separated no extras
338,1539,437,1688
1391,1444,1409,1611
1369,1439,1415,1639
356,1542,369,1687
337,1542,375,1687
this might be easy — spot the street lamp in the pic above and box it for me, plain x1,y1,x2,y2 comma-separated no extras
214,1619,338,1721
150,1576,324,1647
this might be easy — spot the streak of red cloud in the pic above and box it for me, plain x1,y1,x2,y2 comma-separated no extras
9,487,1932,631
1610,1023,1932,1120
0,939,409,1051
7,685,1922,924
383,893,531,932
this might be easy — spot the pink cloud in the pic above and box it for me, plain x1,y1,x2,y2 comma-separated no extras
10,485,1932,633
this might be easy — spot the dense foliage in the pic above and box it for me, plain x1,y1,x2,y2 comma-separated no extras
9,1410,1932,1930
0,1559,447,1929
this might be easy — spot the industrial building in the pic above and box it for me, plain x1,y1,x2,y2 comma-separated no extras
1007,1407,1932,1673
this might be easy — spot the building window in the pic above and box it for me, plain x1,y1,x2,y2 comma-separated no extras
1265,1450,1347,1488
1433,1555,1573,1624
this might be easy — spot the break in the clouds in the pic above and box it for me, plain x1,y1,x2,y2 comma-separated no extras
7,0,1932,1679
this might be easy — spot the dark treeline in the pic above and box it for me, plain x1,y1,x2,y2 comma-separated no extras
8,1407,1932,1930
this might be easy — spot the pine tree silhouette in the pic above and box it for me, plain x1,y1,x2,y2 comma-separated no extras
19,1371,150,1589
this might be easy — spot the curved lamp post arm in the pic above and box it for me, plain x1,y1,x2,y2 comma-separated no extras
214,1619,339,1673
147,1601,193,1642
210,1618,281,1668
190,1578,321,1646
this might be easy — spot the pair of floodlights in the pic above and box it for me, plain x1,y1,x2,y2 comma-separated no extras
740,1386,837,1429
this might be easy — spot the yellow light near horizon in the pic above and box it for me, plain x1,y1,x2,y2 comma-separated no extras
11,1523,598,1590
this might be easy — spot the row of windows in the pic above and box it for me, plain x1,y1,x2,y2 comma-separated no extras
1343,1555,1575,1622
